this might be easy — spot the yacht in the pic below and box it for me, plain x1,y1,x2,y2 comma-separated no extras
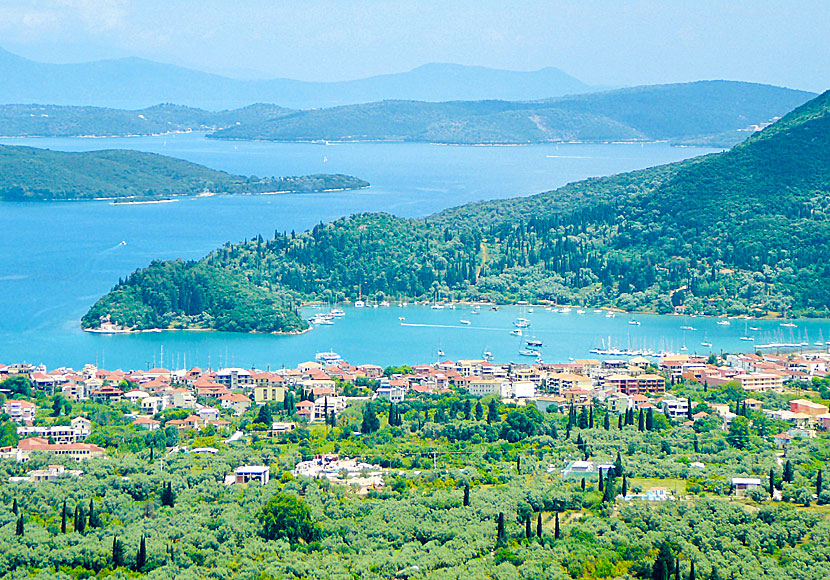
460,319,472,325
700,341,713,347
329,308,345,317
629,320,641,326
780,322,797,328
560,307,572,313
716,319,730,326
739,336,755,341
514,317,531,328
510,329,523,337
483,351,494,362
605,311,616,318
526,339,543,348
576,309,586,315
519,349,542,358
354,300,365,308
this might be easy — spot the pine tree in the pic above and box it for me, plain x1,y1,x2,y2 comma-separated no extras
135,534,147,572
554,512,560,539
496,512,506,546
652,541,674,580
783,460,794,483
536,512,542,539
15,514,23,536
61,500,67,534
463,483,470,507
112,536,125,568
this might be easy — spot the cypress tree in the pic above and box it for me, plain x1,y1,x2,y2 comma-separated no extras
88,498,98,529
161,482,176,507
135,534,147,572
687,398,693,420
75,504,86,534
638,409,645,431
675,559,680,580
149,447,154,462
463,483,471,506
581,477,586,491
589,407,594,429
622,474,628,497
769,468,776,496
554,512,560,539
693,436,699,453
463,399,471,420
646,408,654,431
615,451,624,477
516,455,521,474
536,512,542,539
603,472,616,503
688,561,695,580
603,412,610,430
618,414,624,429
15,514,23,536
487,400,499,424
474,400,483,421
61,500,67,534
783,460,794,483
112,536,125,567
817,469,823,496
652,541,674,580
598,469,604,491
12,498,18,515
525,516,532,539
496,512,506,546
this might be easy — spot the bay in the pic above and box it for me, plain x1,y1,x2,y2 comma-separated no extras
2,134,818,370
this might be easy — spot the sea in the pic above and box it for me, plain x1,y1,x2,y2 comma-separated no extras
1,133,827,370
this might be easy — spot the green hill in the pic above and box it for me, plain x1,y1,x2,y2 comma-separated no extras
209,81,814,145
83,91,830,332
0,144,369,201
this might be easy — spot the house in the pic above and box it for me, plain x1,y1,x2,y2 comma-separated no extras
231,465,270,486
296,400,315,421
659,396,690,419
133,416,161,431
376,385,406,403
141,396,163,415
253,384,286,406
2,400,37,423
468,377,509,397
197,407,220,421
165,414,203,431
220,392,253,415
512,381,536,399
773,433,794,450
16,437,105,461
790,399,829,418
270,422,296,437
313,396,347,421
732,477,762,497
23,464,83,483
89,385,123,403
734,373,784,392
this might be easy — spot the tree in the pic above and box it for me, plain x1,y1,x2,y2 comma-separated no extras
638,409,645,431
727,416,750,449
61,500,67,534
646,408,655,431
536,512,542,539
463,399,471,420
687,398,693,421
161,482,176,507
603,412,610,430
474,401,483,421
135,534,146,572
516,455,521,474
769,468,776,496
12,498,18,515
622,474,628,497
463,483,470,507
614,451,624,477
0,422,18,447
15,514,23,536
112,536,125,567
258,493,320,543
598,469,604,492
652,541,674,580
487,400,499,424
255,403,273,426
554,512,560,539
496,512,506,546
817,469,823,497
783,460,794,483
618,414,623,429
588,407,594,429
74,504,86,534
603,472,617,503
525,516,531,539
361,401,380,433
88,498,100,529
688,561,695,580
578,406,589,429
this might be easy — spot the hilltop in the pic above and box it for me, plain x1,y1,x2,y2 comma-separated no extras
0,47,594,109
210,81,815,146
83,91,830,331
0,144,369,201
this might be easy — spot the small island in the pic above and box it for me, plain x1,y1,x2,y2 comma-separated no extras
0,144,369,201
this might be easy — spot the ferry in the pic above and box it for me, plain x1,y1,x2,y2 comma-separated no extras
315,351,343,364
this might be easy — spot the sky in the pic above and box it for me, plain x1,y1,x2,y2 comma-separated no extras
0,0,827,92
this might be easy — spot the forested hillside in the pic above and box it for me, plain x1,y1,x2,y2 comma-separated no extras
0,144,368,201
83,91,830,331
210,81,814,146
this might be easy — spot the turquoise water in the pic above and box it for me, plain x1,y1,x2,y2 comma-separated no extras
4,134,819,370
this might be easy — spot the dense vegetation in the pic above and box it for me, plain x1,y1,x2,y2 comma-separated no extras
0,103,292,137
0,144,368,201
1,373,830,579
86,91,830,330
210,81,814,146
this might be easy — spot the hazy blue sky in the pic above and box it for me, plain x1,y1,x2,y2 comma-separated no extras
0,0,827,91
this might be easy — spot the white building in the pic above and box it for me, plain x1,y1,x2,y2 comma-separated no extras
2,400,37,423
376,386,406,403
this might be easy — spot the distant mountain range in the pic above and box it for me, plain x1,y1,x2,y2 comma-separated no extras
0,82,814,147
0,47,595,109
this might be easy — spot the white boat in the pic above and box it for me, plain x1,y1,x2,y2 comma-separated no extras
576,309,586,315
527,307,534,313
739,336,755,341
460,319,471,325
680,325,696,331
526,339,543,347
780,322,797,328
510,329,523,337
629,320,641,326
700,341,713,347
437,349,445,357
310,316,334,325
593,309,603,313
354,300,365,308
398,316,405,321
514,317,531,328
519,349,542,357
605,311,616,318
560,307,572,313
431,304,445,310
716,320,730,326
330,308,345,317
379,301,390,307
749,326,760,331
483,351,494,361
316,351,342,364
